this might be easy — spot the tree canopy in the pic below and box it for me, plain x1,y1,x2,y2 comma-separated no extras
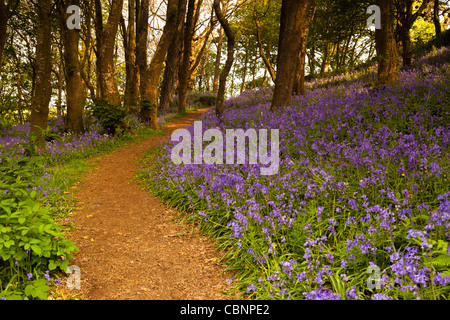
0,0,448,134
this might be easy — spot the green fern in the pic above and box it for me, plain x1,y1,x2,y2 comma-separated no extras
429,255,450,268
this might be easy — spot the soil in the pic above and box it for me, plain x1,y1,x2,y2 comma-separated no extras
63,108,236,300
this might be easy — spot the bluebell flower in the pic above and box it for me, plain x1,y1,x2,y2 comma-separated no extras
372,293,394,300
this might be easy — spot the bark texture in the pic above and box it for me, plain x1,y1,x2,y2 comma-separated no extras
122,0,139,108
293,0,316,96
178,0,197,113
433,0,441,36
58,0,85,134
140,0,179,129
0,1,7,76
396,0,431,66
271,0,305,111
95,0,124,106
212,27,223,93
159,0,188,111
213,0,235,117
375,0,399,86
30,0,52,144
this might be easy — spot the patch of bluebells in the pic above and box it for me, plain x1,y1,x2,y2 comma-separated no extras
145,46,450,300
40,130,114,163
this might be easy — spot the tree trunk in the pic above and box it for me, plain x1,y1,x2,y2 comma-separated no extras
0,1,7,76
375,0,398,86
240,43,249,94
398,23,412,66
396,0,431,66
123,0,139,108
293,50,306,96
56,43,64,117
136,0,149,104
140,0,179,128
261,67,267,87
14,57,24,124
0,0,19,76
205,50,210,91
178,0,196,113
307,44,315,76
254,9,276,83
293,0,316,96
30,0,53,145
80,1,96,101
159,33,182,111
160,0,187,111
320,42,335,74
434,0,441,36
213,0,235,117
188,12,216,91
212,27,223,93
271,0,306,111
96,0,123,107
58,0,85,134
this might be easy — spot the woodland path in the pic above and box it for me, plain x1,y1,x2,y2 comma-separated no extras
64,108,235,300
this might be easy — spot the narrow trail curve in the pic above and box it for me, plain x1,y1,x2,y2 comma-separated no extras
66,109,235,300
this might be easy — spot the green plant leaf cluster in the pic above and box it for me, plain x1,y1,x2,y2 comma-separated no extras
0,147,78,300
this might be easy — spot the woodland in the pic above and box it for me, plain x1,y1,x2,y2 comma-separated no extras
0,0,450,301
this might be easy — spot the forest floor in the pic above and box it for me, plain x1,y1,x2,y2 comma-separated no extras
61,108,236,300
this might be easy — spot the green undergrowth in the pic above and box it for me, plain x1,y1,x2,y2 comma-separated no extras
0,124,165,299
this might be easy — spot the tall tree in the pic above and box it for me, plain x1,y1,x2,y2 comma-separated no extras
212,26,223,93
121,0,139,108
433,0,441,36
187,8,216,91
270,0,305,111
293,0,317,96
395,0,432,66
178,0,197,113
29,0,52,144
0,0,19,76
0,1,7,75
95,0,124,107
136,0,149,106
213,0,235,117
57,0,84,134
139,0,179,129
213,27,223,92
159,0,188,111
375,0,399,85
79,0,96,101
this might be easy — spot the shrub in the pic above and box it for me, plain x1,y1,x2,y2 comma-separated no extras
0,147,78,299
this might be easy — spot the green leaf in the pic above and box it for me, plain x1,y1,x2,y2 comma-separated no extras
25,279,50,300
48,260,57,270
431,255,450,267
24,284,34,297
30,244,42,256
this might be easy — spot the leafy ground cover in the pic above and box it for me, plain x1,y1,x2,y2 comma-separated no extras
140,46,450,300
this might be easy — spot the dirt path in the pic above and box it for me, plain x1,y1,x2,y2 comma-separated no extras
65,109,235,300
